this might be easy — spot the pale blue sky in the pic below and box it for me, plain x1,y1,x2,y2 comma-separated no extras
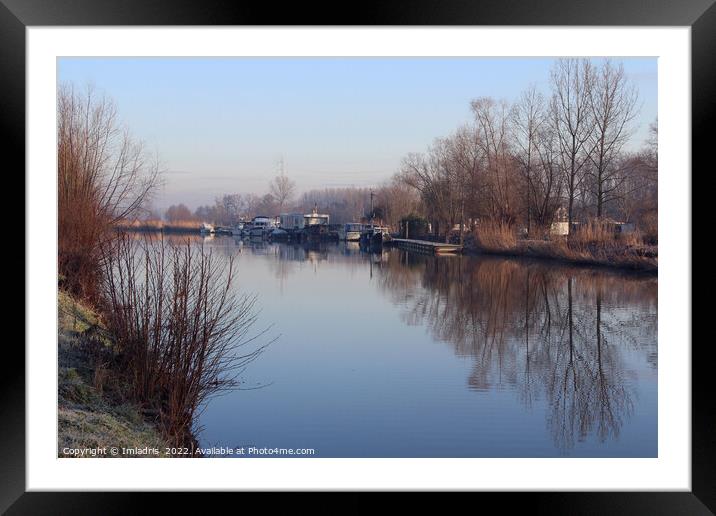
58,57,657,210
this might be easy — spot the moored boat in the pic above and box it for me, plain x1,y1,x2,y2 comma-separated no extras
340,222,366,241
360,225,391,248
249,216,271,237
231,222,245,236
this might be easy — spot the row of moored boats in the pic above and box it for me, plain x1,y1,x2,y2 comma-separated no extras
200,208,391,244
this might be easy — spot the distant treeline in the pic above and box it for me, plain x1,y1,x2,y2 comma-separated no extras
155,181,418,229
155,58,656,250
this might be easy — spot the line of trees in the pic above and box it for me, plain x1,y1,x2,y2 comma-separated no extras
169,176,420,228
397,58,657,242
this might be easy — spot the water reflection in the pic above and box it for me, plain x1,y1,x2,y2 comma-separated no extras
375,252,656,452
133,235,656,456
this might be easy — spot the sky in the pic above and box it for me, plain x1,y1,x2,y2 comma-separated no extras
58,57,658,211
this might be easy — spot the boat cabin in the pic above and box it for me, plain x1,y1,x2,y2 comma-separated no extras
304,206,329,226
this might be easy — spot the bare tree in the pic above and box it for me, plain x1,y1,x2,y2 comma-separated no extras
513,86,546,234
58,83,160,299
448,124,485,240
399,141,460,240
165,204,194,222
531,116,564,230
269,159,296,212
471,97,518,223
586,60,640,217
374,176,421,228
550,59,594,234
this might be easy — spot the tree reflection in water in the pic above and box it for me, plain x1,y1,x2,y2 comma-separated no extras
376,252,657,452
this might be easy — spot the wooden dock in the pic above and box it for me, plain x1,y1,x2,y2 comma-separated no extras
390,238,463,254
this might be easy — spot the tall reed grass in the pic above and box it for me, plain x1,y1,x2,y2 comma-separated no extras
472,220,518,252
470,218,656,271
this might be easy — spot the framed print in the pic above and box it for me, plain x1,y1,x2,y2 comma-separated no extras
5,0,710,512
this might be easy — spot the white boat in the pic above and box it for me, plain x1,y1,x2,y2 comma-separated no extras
249,216,271,237
340,222,366,241
360,224,391,246
199,222,215,234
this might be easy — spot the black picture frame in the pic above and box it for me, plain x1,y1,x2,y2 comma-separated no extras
5,0,708,512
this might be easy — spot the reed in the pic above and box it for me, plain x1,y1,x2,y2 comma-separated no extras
473,220,518,253
469,218,656,271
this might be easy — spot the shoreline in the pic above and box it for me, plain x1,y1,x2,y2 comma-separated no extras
461,240,658,274
118,227,658,274
58,290,197,458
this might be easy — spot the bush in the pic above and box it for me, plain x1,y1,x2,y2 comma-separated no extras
101,233,268,445
58,85,158,302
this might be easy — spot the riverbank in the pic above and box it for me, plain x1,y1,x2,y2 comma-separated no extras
462,236,657,273
114,220,202,234
58,290,172,457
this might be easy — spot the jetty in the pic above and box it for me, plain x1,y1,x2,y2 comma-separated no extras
390,238,463,254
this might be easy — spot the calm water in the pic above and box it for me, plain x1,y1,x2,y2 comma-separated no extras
188,235,657,457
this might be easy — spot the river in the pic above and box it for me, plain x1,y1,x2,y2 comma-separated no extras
183,235,657,457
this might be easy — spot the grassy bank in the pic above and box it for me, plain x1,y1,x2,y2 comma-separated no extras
58,290,172,457
464,221,658,273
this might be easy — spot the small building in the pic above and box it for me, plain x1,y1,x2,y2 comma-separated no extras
550,221,570,236
280,213,305,230
550,221,581,236
600,218,637,235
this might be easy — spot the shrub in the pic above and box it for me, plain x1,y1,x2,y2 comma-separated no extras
58,84,158,302
101,233,267,445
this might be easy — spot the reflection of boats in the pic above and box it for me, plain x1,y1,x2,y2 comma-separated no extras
342,241,361,254
200,222,215,234
268,228,288,241
340,222,367,241
245,239,270,254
